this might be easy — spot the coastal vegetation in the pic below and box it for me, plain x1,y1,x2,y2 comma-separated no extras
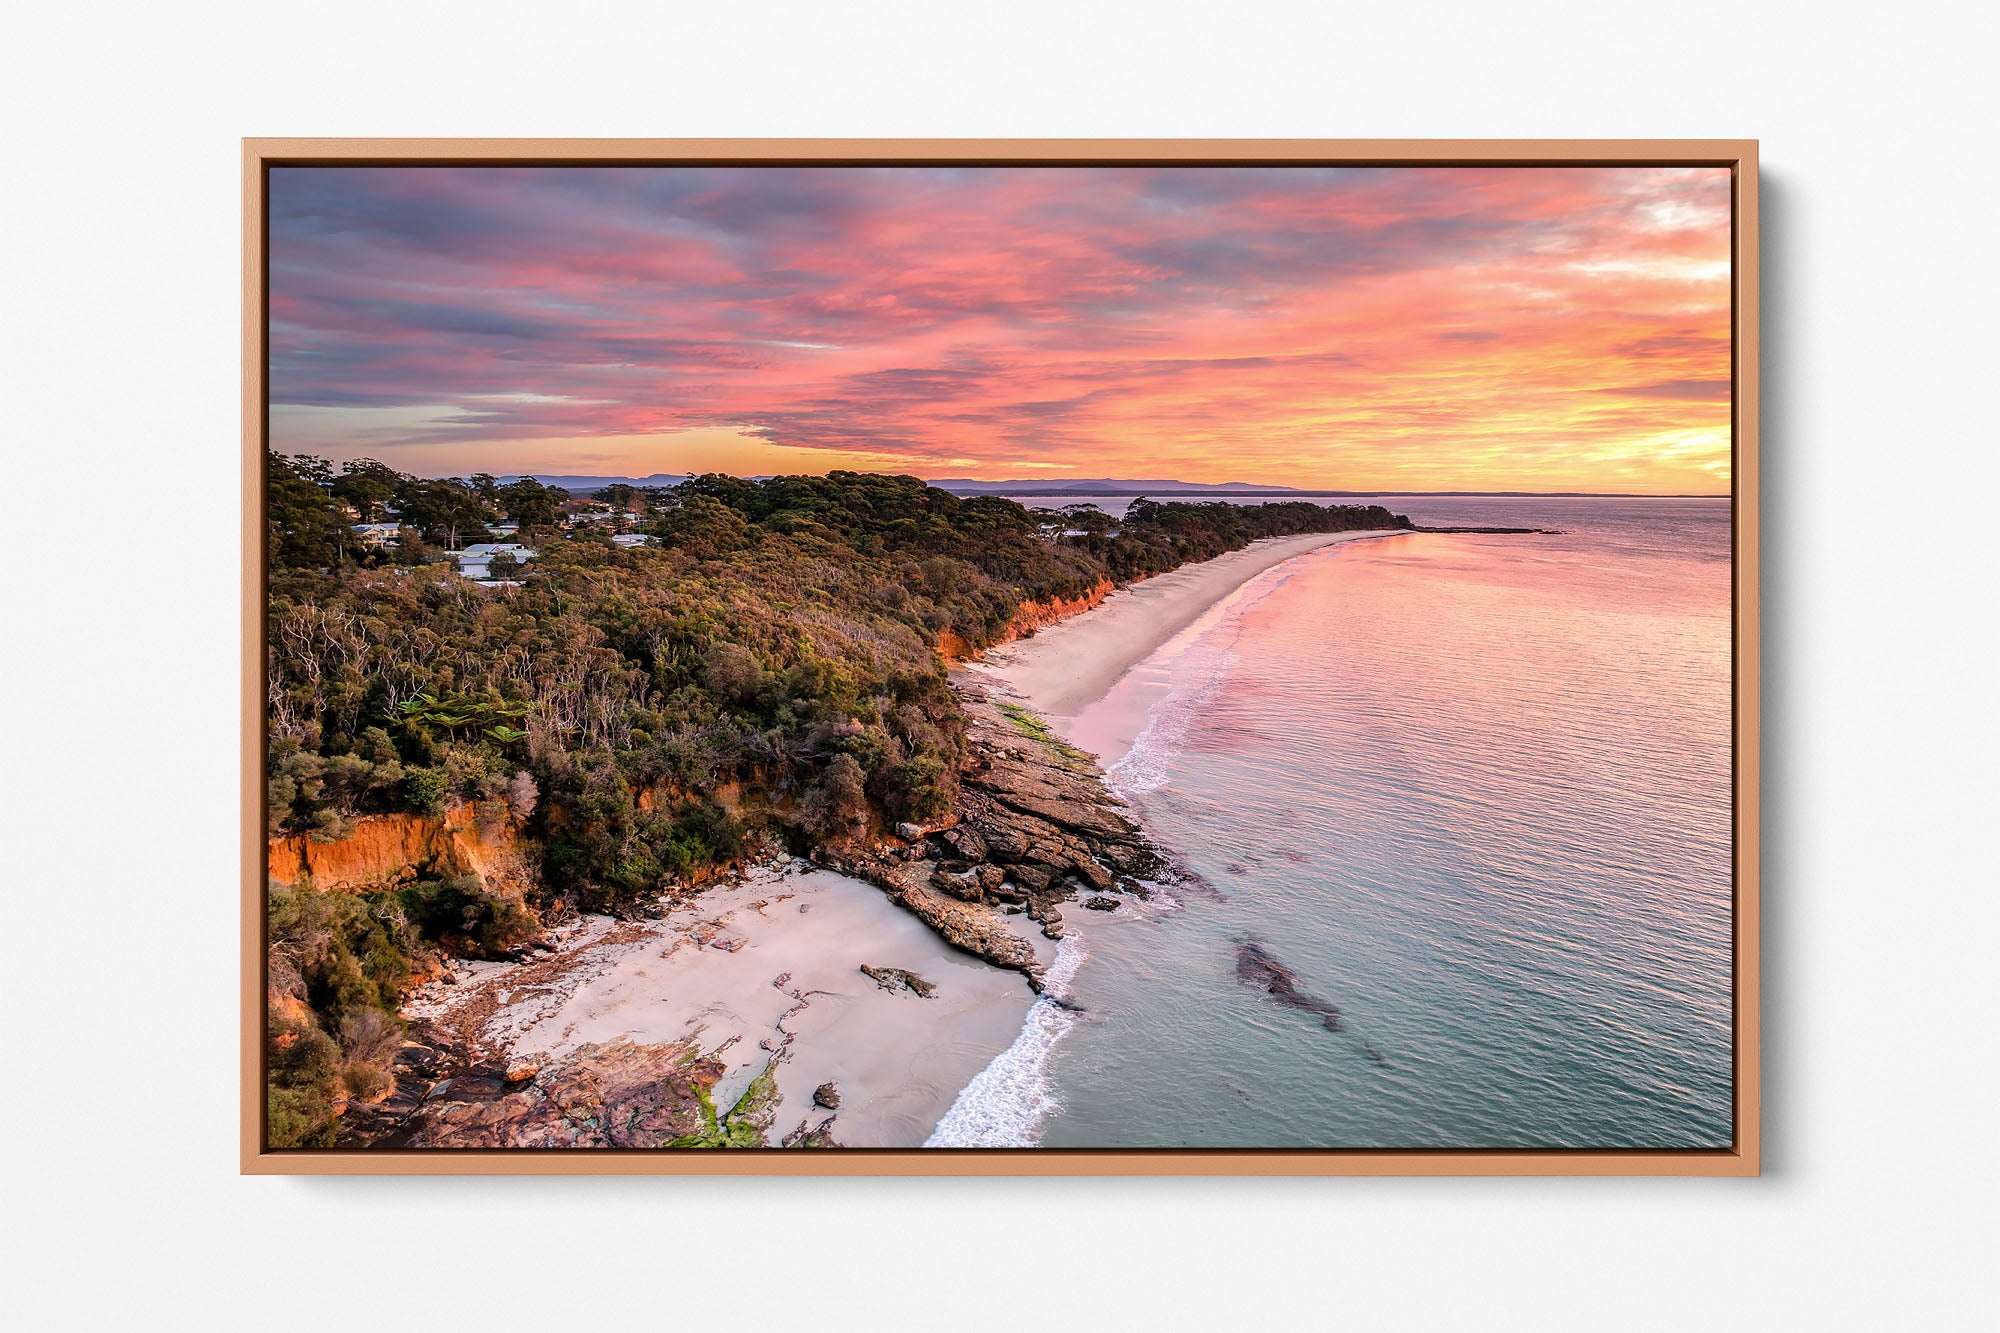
263,452,1410,1144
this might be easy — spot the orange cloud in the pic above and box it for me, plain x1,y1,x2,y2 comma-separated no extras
269,165,1733,492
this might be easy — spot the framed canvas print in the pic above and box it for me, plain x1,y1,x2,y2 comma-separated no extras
243,139,1758,1175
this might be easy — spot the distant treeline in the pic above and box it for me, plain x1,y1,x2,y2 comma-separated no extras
262,453,1408,1144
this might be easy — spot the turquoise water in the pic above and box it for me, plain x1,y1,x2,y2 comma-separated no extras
936,497,1735,1149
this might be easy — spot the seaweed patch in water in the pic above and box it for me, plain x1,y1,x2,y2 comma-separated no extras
1232,936,1343,1033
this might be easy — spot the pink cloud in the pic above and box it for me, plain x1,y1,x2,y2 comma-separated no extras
268,164,1733,490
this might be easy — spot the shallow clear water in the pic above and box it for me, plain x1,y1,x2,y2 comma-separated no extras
946,497,1735,1149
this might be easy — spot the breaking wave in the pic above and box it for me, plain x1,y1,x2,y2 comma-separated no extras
924,935,1088,1148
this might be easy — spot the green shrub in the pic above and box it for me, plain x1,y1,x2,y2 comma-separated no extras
400,766,449,814
267,1082,339,1149
401,874,539,957
264,882,428,1148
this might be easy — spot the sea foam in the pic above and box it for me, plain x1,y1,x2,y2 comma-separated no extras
924,935,1088,1148
929,559,1322,1145
1106,559,1304,797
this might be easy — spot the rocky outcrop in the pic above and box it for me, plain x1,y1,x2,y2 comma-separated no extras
817,680,1165,984
949,684,1159,891
268,804,537,895
405,1036,725,1148
781,1116,842,1148
860,964,937,997
865,855,1043,978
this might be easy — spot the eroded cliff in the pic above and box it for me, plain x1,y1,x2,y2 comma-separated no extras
267,803,537,895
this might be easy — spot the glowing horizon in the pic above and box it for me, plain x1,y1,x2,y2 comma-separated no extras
268,165,1733,494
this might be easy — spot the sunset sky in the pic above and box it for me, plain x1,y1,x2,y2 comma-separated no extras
268,165,1733,493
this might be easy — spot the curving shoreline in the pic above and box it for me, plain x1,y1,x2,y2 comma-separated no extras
916,529,1418,1145
968,528,1410,721
352,531,1414,1149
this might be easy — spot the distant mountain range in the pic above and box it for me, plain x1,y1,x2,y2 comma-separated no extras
926,478,1308,496
499,473,1319,497
492,472,1719,500
497,473,690,491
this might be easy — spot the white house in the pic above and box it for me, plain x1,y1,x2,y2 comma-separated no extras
610,533,651,549
455,542,536,581
351,522,402,548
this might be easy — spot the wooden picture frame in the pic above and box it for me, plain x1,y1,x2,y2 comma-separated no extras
244,138,1759,1175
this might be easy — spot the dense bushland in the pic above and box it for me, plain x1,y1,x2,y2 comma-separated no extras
262,453,1408,1143
264,875,539,1147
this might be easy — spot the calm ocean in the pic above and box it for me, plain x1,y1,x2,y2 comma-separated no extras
929,496,1735,1149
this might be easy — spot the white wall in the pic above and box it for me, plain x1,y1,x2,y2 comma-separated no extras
6,2,1994,1328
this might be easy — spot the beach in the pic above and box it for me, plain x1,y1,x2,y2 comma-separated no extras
402,863,1046,1147
970,529,1405,722
395,528,1415,1148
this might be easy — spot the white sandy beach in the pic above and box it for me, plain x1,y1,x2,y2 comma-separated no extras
404,864,1047,1147
972,529,1406,721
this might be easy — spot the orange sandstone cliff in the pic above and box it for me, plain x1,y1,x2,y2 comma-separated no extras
267,804,537,894
939,579,1114,663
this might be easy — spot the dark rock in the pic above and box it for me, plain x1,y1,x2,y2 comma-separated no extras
933,859,984,901
944,825,989,862
393,1044,443,1069
813,1081,841,1110
1073,856,1114,890
820,680,1182,991
375,1080,427,1120
1010,864,1055,893
860,964,938,998
1082,895,1120,911
781,1115,843,1149
438,1073,507,1100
